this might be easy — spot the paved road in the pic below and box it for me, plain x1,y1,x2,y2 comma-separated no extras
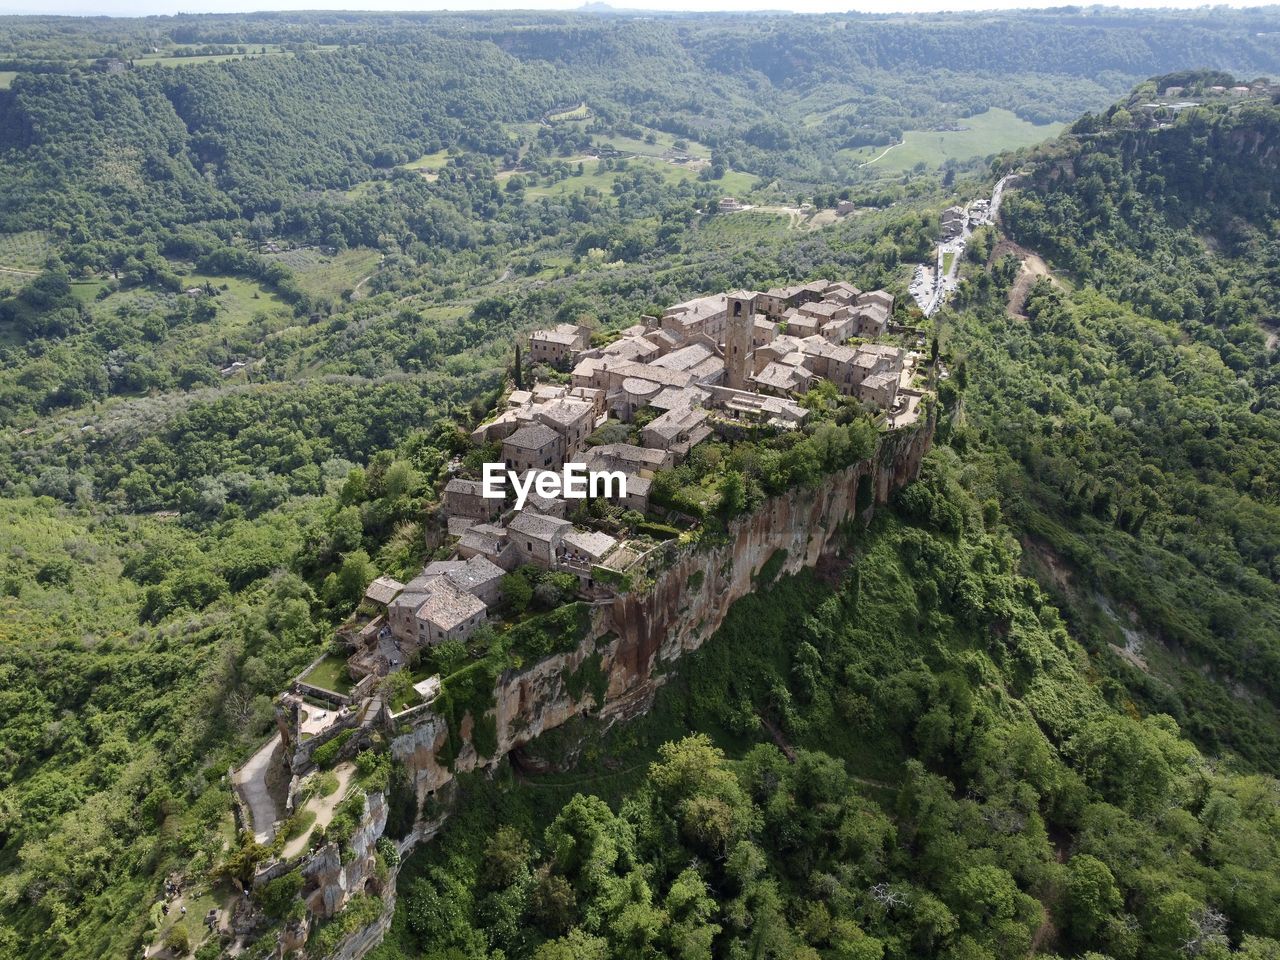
232,733,283,844
914,173,1020,316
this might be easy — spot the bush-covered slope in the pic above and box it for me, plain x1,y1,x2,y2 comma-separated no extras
949,82,1280,768
380,455,1280,960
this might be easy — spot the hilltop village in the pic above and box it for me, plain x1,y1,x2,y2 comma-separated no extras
212,278,933,958
348,280,924,659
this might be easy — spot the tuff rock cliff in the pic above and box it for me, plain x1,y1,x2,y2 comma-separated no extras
294,417,933,958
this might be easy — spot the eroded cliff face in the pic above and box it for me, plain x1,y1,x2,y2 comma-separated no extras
306,419,932,958
303,792,389,918
492,420,932,762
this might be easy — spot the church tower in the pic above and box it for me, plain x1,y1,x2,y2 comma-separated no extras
724,291,756,390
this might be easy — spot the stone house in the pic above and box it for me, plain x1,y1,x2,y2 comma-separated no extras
444,477,502,521
428,555,506,609
529,323,591,369
503,423,564,474
533,398,595,459
458,523,518,570
756,282,827,319
364,576,405,610
585,443,671,478
413,581,488,645
641,405,711,461
508,511,573,568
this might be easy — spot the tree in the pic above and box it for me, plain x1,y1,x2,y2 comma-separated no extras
533,929,610,960
529,868,577,935
481,826,531,890
1063,855,1121,947
324,549,375,608
717,470,747,518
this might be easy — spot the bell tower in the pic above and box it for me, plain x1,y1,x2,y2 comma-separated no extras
725,291,756,390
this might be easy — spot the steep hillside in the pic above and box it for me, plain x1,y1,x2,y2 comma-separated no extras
951,77,1280,768
376,453,1280,960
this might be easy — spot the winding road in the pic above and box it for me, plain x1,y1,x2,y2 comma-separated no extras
232,732,283,844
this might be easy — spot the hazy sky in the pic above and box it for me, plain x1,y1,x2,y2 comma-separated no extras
2,0,1269,18
1,0,1275,17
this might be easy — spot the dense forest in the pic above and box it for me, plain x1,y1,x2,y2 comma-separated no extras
1,7,1280,959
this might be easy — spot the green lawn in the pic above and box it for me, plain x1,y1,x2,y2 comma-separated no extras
182,272,291,328
301,654,355,695
0,71,16,90
852,108,1064,173
132,44,339,69
942,251,956,274
135,53,270,68
392,665,439,712
69,280,108,303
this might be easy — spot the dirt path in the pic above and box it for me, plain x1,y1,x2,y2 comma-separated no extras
860,142,901,166
994,239,1056,317
232,733,284,844
280,761,357,860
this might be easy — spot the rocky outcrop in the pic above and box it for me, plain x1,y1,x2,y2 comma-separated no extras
296,417,932,958
302,791,388,919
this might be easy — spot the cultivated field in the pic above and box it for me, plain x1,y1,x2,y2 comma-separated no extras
269,247,383,303
547,102,591,122
0,231,53,272
850,108,1065,172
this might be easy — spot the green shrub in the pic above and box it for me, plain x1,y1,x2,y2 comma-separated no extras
315,771,340,797
471,712,498,758
163,925,190,954
284,810,317,841
256,869,304,918
637,520,682,539
312,729,355,769
306,894,386,957
376,836,400,867
355,750,391,791
755,549,788,585
564,652,608,707
591,565,633,592
506,602,592,659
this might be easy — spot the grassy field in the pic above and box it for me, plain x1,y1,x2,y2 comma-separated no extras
69,280,108,304
694,209,796,248
182,272,291,326
401,149,452,172
592,127,711,161
523,156,754,200
133,44,339,69
135,53,273,68
0,71,16,90
850,108,1065,173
